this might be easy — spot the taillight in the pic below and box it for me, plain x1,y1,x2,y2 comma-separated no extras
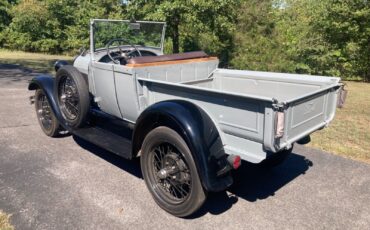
227,155,241,170
275,111,285,138
217,155,242,176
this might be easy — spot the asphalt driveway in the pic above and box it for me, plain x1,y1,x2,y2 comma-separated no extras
0,64,369,229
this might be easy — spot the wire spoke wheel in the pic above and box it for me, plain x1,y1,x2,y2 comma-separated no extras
141,127,206,217
34,89,60,137
151,143,192,202
55,65,90,128
37,94,53,131
58,75,80,121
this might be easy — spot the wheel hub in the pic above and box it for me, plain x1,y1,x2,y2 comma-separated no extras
151,143,192,201
60,94,67,102
157,153,180,179
157,168,174,179
156,153,190,185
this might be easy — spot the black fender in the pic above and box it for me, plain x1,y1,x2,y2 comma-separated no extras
28,75,69,130
54,60,69,72
132,100,233,192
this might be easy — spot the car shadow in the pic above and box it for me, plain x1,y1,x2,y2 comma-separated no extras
73,136,142,178
192,152,313,217
72,136,312,218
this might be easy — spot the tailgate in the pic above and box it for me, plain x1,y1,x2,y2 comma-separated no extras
278,83,342,149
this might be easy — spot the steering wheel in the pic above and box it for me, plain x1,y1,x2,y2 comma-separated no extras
106,38,142,64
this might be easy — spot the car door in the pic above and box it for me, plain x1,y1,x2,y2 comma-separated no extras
91,61,122,118
113,64,140,123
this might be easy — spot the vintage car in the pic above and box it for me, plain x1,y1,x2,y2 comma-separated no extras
28,19,344,217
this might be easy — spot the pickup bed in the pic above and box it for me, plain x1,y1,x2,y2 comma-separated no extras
123,57,341,163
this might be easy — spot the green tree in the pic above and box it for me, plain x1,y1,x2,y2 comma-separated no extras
2,0,60,52
127,0,238,65
232,0,370,81
0,0,11,31
230,0,293,71
0,0,16,46
1,0,368,81
316,0,370,81
63,0,125,52
273,0,330,75
2,0,125,53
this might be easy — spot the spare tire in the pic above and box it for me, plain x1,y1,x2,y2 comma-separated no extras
55,65,89,128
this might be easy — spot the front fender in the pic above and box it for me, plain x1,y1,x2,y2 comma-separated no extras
28,75,68,130
133,100,233,192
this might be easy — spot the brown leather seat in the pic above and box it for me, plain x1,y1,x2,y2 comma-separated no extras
127,51,208,65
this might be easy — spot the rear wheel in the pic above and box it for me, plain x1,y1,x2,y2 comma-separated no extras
55,65,89,128
141,127,206,217
35,89,60,137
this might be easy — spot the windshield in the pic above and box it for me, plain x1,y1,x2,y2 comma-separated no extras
92,19,166,51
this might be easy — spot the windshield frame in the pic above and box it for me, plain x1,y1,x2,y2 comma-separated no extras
90,19,166,61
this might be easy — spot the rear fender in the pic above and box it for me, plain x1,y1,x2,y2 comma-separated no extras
132,100,233,192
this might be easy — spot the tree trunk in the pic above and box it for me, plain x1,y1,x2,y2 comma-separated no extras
172,26,179,53
171,14,180,53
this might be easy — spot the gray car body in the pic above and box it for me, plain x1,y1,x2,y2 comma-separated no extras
73,19,342,164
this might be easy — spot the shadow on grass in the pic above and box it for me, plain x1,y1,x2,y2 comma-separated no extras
72,135,312,218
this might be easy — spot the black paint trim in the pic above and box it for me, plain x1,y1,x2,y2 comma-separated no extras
54,60,69,72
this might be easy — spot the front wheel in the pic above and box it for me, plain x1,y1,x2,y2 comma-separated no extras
141,127,206,217
34,89,61,137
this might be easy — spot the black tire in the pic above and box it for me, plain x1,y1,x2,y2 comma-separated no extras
55,65,89,128
35,89,60,137
261,147,293,168
141,126,206,217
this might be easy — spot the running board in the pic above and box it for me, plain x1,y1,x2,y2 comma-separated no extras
73,125,133,160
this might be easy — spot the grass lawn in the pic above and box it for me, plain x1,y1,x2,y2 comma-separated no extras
0,210,14,230
308,81,370,163
0,50,369,163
